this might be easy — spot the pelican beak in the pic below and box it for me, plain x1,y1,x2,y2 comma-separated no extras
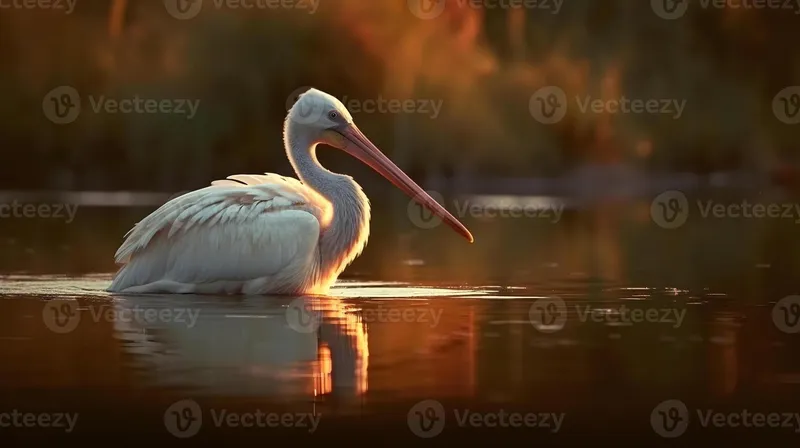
336,124,474,243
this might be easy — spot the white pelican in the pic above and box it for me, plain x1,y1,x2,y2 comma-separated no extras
107,88,473,295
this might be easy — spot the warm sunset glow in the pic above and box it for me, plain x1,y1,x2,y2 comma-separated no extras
1,2,798,444
310,296,369,396
315,343,332,396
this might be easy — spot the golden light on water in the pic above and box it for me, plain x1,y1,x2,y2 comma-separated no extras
314,343,332,396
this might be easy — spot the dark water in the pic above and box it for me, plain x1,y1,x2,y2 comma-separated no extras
1,196,800,444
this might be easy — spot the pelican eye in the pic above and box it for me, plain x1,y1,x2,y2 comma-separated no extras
328,111,338,120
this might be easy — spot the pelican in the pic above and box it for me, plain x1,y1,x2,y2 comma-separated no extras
107,88,473,295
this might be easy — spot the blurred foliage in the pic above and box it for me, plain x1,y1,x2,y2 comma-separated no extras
1,0,800,190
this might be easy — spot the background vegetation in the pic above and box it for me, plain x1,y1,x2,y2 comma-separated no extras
1,0,799,191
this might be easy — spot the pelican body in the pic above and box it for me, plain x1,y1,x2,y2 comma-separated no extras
107,89,472,295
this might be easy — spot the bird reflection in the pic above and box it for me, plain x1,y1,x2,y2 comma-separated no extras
108,294,368,399
304,295,369,397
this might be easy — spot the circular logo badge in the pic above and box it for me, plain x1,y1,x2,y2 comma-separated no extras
42,299,81,334
529,297,567,333
43,86,81,124
407,399,446,438
530,86,567,124
408,0,446,20
650,399,689,438
286,86,314,113
773,86,800,125
287,87,326,125
651,0,688,20
651,190,689,229
164,0,203,20
286,297,321,333
772,295,800,334
164,399,203,438
407,190,446,230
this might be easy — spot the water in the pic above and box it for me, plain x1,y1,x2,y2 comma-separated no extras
1,196,800,443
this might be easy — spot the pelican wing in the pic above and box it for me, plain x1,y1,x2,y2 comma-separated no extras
108,174,332,293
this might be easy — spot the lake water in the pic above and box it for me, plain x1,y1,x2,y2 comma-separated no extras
0,195,799,443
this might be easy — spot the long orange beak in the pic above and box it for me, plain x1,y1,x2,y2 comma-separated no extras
338,124,474,243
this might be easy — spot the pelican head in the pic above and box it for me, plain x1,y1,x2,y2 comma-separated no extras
287,88,473,243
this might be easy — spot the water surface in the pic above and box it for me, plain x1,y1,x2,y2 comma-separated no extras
1,196,799,443
0,274,798,443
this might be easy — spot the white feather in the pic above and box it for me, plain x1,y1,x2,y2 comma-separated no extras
108,173,334,295
106,88,395,295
